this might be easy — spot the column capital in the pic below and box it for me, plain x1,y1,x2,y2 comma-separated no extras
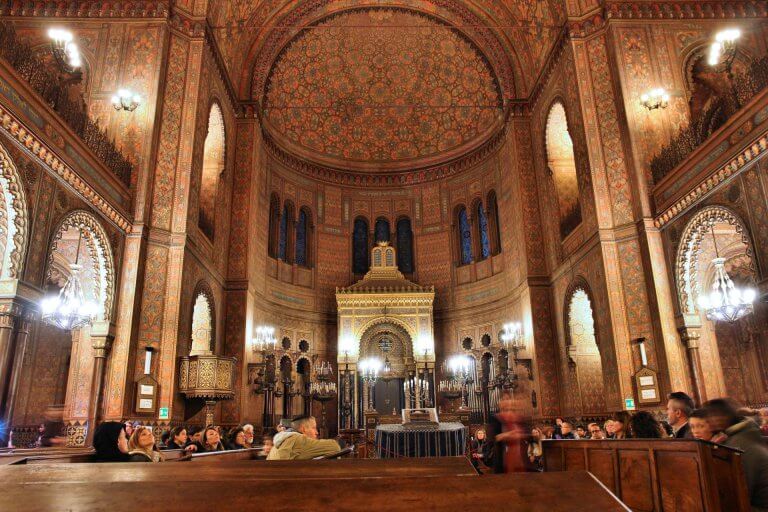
90,320,115,357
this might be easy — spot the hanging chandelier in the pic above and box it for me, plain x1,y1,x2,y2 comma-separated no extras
40,231,98,330
697,223,756,323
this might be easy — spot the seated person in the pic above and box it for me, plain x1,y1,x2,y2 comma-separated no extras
705,398,768,510
587,423,606,440
128,426,163,462
258,432,275,459
555,421,576,439
227,427,250,450
267,416,340,460
200,425,226,452
689,409,713,442
165,426,196,452
93,421,131,462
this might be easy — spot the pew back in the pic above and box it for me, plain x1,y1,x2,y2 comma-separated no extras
542,439,750,512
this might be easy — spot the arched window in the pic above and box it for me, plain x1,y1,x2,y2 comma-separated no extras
475,200,491,260
279,201,295,263
566,285,605,415
456,206,473,265
374,217,390,243
396,217,414,273
295,207,312,267
199,103,225,241
486,190,501,255
190,292,214,356
353,217,369,274
268,193,280,258
545,102,582,239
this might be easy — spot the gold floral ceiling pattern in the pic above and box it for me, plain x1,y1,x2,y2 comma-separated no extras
262,8,502,170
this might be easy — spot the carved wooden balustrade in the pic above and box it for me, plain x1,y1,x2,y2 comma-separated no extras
651,56,768,185
0,22,133,185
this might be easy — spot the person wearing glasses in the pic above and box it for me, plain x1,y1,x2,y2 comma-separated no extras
587,423,606,440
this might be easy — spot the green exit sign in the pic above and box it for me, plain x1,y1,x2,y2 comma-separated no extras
624,398,636,411
158,407,169,420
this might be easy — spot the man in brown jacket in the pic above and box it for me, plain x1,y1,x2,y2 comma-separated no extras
267,416,340,460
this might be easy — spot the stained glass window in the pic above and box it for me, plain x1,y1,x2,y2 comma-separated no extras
375,218,390,243
278,204,288,261
477,201,491,260
396,217,414,273
353,217,369,274
458,206,472,265
295,209,308,266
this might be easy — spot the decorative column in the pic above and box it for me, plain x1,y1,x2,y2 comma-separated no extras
86,321,114,446
0,308,19,443
679,327,706,406
2,311,32,437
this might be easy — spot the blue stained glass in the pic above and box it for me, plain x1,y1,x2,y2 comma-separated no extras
396,218,414,273
278,205,288,261
353,218,369,274
295,209,308,266
477,202,491,260
459,207,473,265
375,218,390,243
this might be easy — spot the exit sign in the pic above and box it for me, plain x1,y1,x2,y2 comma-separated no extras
158,407,169,420
624,398,636,411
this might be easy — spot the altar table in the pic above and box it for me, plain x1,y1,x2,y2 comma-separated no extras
374,422,467,458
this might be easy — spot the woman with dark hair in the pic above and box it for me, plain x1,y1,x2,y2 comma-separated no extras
93,421,131,462
704,398,768,510
610,411,631,439
227,427,249,450
201,425,225,452
628,411,665,439
165,426,197,452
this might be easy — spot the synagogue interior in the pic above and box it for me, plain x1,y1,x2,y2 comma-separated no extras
0,1,768,510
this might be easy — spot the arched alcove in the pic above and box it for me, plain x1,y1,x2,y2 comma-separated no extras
565,285,606,415
545,102,582,239
189,289,214,356
0,141,29,280
199,102,225,241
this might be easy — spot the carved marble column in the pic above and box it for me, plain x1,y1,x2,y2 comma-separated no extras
86,322,113,446
679,327,706,406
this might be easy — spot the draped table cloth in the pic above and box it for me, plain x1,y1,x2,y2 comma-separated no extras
374,422,467,458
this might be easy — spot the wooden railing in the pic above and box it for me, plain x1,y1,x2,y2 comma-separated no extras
0,22,133,186
651,57,768,184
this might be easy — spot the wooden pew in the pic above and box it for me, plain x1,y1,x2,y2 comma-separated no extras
542,439,750,512
0,457,478,483
9,449,186,465
181,447,262,462
0,465,629,511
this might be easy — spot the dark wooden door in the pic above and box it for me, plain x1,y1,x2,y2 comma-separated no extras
374,378,404,416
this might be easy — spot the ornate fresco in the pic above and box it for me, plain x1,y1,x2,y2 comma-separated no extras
263,8,502,171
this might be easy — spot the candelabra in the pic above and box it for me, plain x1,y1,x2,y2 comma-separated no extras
251,325,279,428
359,357,382,412
708,28,741,77
406,350,433,408
338,351,355,430
497,322,524,390
440,354,472,410
640,88,670,111
48,28,81,74
311,360,337,436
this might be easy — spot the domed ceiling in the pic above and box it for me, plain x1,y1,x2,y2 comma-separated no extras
261,8,503,172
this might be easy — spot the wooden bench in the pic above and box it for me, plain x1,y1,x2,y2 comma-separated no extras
0,457,478,483
0,464,629,511
542,439,750,512
8,449,186,465
180,447,262,462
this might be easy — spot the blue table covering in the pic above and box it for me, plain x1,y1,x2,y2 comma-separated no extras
374,422,467,458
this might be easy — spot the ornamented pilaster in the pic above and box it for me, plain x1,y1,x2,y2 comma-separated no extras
85,321,114,446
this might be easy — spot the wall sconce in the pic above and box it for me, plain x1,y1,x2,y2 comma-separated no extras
640,88,670,111
500,322,524,352
111,89,141,112
708,28,741,70
48,28,81,74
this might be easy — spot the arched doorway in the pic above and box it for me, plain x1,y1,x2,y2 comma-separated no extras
359,321,412,416
565,284,606,416
297,358,311,416
676,205,762,404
